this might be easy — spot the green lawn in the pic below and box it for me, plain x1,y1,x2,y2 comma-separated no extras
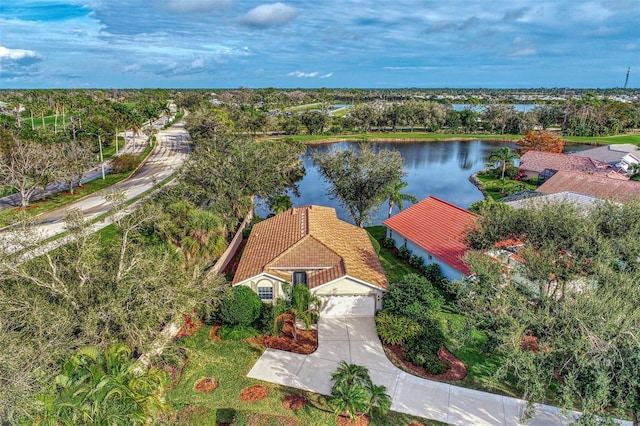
475,173,537,201
166,326,441,425
270,131,640,146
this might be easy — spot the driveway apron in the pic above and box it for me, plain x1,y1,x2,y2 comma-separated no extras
247,316,630,426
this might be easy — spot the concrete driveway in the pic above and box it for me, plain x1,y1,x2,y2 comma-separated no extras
247,316,630,426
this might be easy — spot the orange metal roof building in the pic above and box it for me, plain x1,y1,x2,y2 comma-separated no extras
383,196,477,276
233,205,388,290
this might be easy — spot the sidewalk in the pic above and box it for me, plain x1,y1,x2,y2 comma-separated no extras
248,316,631,426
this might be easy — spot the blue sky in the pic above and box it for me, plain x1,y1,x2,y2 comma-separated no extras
1,0,639,89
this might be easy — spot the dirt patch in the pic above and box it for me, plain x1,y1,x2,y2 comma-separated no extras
252,314,318,354
336,414,370,426
194,377,218,393
383,344,467,381
242,412,299,426
282,394,308,410
239,384,269,402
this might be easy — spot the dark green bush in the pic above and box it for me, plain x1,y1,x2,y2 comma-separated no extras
381,238,395,249
409,254,424,269
403,317,445,356
110,153,141,173
217,324,261,340
422,354,448,375
382,274,444,322
421,264,444,285
398,246,411,260
258,299,290,335
219,286,262,327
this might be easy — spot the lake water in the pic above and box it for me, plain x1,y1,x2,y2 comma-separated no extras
256,140,518,225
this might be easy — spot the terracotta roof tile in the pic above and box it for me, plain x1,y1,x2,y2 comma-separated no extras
383,196,477,275
233,206,387,289
536,170,640,204
520,151,609,174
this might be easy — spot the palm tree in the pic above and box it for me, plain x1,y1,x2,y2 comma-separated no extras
331,361,371,388
387,179,418,218
365,381,392,418
35,344,169,425
274,283,321,340
488,146,519,180
269,194,293,215
330,381,370,421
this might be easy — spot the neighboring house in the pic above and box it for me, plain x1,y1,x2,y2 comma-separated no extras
519,151,609,180
232,205,388,317
505,191,614,212
537,170,640,204
570,144,640,175
383,196,477,281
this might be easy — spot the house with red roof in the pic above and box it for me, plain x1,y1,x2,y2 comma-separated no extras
383,196,477,281
233,205,388,317
536,170,640,204
519,150,610,180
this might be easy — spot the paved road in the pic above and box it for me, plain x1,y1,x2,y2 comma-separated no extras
248,316,632,426
1,118,190,254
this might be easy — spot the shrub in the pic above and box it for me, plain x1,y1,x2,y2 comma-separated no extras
398,246,411,260
422,354,448,375
219,286,262,327
217,324,261,340
110,153,141,173
403,317,445,356
375,311,421,346
381,237,395,249
421,264,444,285
258,299,290,335
382,274,444,322
409,254,424,269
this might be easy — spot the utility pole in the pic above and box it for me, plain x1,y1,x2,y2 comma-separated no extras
624,67,630,89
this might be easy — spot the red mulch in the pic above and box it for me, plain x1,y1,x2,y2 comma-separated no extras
239,385,269,402
194,377,218,393
383,344,467,381
252,314,318,354
522,335,540,352
210,325,222,341
409,423,427,426
282,394,308,410
336,414,370,426
175,314,203,338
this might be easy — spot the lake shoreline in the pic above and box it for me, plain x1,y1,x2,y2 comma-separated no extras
300,137,518,145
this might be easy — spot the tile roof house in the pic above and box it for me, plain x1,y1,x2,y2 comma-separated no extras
505,191,614,212
536,170,640,204
570,144,640,175
383,196,477,281
519,151,610,179
233,205,388,316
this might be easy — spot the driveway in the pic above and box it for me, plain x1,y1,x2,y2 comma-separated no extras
248,316,630,426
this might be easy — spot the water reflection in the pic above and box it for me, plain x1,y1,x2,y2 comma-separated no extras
256,140,517,225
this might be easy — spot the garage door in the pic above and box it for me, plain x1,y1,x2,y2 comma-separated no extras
319,295,375,317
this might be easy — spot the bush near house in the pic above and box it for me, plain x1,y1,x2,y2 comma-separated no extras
219,286,262,327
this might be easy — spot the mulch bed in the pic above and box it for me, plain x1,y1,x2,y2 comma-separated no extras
282,394,308,410
252,314,318,354
239,384,269,402
210,325,222,341
336,414,370,426
383,344,467,381
194,377,218,393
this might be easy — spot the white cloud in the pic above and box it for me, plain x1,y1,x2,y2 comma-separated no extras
509,37,538,57
287,70,332,78
320,72,332,78
0,46,39,61
240,2,299,27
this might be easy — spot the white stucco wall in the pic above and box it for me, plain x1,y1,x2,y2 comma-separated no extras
387,230,467,282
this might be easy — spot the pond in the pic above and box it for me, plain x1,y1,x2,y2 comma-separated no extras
256,140,518,225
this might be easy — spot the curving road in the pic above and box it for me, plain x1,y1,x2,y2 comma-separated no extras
1,118,190,255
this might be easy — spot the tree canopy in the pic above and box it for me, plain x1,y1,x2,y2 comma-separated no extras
312,144,405,226
460,200,640,423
